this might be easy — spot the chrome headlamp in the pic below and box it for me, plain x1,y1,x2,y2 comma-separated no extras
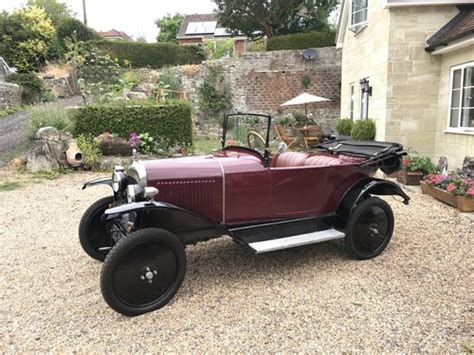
112,166,127,193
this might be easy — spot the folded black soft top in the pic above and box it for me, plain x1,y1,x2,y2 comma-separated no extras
317,140,405,158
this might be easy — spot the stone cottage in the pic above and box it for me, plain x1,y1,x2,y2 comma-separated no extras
336,0,473,168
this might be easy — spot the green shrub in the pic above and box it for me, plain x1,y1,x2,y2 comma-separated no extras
27,105,72,139
6,73,45,104
336,118,353,136
247,38,267,52
267,31,336,51
57,18,99,48
351,119,376,141
94,40,205,69
198,66,232,121
76,134,102,169
72,102,193,148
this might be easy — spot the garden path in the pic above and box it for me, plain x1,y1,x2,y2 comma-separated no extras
0,96,82,165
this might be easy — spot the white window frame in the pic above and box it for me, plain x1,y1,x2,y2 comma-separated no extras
349,84,355,120
349,0,368,31
445,61,474,135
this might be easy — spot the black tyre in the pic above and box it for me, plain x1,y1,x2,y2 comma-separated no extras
100,228,186,316
78,196,116,262
345,197,394,260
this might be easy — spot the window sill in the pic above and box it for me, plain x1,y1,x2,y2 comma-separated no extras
348,22,368,35
443,129,474,136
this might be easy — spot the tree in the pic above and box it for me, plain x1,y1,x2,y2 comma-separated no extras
27,0,73,27
155,13,184,43
0,6,56,72
56,18,99,47
213,0,338,38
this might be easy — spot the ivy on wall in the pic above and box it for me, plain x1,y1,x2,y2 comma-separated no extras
198,66,233,122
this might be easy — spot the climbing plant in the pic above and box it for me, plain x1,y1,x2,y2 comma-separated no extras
198,66,232,122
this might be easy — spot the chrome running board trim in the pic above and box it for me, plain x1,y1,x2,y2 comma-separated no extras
249,228,345,254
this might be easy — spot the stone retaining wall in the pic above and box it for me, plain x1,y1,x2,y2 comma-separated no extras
135,47,342,135
0,82,22,109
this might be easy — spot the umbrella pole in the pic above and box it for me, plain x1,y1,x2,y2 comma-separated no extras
305,103,308,121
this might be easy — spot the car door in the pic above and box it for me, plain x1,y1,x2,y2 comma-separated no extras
270,166,328,218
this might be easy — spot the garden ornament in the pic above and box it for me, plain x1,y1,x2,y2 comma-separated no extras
437,156,449,176
457,156,474,179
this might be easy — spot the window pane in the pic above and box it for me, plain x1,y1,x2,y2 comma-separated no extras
351,0,367,25
451,89,461,108
462,87,473,108
450,109,460,127
463,66,474,87
461,108,474,128
452,69,462,89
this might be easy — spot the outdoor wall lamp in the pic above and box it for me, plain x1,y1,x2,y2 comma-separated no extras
360,78,372,96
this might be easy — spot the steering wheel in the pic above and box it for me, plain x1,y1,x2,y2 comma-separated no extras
247,131,266,151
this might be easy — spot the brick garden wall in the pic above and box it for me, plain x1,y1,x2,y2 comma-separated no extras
138,47,341,135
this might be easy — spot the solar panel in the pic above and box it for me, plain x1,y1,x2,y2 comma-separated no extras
185,21,217,35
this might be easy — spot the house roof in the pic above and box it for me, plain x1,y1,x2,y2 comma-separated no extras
178,14,219,38
177,13,242,39
98,29,134,41
426,6,474,50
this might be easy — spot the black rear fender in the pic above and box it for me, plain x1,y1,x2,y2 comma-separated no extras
102,201,227,245
336,178,410,225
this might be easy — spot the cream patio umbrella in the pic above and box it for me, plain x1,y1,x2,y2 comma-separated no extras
280,92,330,120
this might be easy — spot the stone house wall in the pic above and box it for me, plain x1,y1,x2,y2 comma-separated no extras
0,82,22,109
385,6,459,157
340,3,472,169
164,47,341,135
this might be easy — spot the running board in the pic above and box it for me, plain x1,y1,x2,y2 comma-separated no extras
248,228,345,254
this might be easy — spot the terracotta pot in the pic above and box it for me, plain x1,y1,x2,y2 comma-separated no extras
397,169,423,185
66,139,83,167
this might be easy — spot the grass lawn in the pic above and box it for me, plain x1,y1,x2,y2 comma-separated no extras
192,137,221,155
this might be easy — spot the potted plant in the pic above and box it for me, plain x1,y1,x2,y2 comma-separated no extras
335,118,353,140
397,155,436,185
421,174,474,212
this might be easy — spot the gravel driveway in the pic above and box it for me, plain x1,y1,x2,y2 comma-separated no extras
0,173,472,352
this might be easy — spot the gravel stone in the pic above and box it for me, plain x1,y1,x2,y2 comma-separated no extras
0,173,472,352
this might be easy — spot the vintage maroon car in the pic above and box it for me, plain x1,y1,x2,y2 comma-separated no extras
80,113,409,316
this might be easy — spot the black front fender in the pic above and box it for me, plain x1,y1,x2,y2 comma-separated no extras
82,177,113,190
336,178,410,223
102,201,228,245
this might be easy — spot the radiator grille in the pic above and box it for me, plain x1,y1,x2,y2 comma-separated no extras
154,179,220,220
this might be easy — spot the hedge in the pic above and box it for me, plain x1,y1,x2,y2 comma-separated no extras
72,102,193,147
267,31,336,51
351,119,376,141
94,40,205,69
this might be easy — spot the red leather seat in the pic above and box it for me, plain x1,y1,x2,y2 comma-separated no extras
273,152,308,167
273,152,366,168
304,155,344,167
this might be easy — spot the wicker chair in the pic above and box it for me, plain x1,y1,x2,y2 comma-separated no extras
303,125,323,148
274,125,297,149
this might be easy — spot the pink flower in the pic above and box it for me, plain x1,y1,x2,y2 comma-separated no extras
446,183,456,193
468,187,474,197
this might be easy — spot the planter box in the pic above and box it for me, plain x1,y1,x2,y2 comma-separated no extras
420,181,474,212
397,169,423,185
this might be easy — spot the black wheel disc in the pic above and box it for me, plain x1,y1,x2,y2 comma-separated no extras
352,206,389,253
78,196,116,261
112,241,179,307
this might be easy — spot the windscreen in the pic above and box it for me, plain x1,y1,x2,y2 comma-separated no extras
223,114,270,154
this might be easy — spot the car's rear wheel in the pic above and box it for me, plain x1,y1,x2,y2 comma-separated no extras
345,197,394,259
79,196,116,262
100,228,186,316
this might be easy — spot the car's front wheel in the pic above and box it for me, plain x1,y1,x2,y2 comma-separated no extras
100,228,186,316
345,197,394,259
78,196,116,262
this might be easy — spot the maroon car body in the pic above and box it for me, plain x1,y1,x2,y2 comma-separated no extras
80,112,410,316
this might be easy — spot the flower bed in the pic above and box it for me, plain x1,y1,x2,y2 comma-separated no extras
421,174,474,212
